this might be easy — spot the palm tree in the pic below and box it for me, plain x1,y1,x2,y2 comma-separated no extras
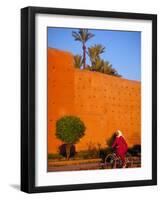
100,60,121,77
99,60,112,73
72,29,94,69
109,68,122,77
91,59,104,72
73,55,83,69
88,44,105,66
90,58,121,77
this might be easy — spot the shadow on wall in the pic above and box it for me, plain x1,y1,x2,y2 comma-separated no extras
59,144,76,158
106,132,117,147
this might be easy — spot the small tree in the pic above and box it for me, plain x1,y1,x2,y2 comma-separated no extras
56,116,86,160
88,44,106,66
74,54,83,69
72,29,94,69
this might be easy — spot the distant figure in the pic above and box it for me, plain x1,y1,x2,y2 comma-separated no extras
112,130,128,168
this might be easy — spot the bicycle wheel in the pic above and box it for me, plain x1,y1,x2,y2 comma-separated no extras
104,153,116,169
126,152,133,168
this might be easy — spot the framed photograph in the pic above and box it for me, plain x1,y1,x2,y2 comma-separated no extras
21,6,157,193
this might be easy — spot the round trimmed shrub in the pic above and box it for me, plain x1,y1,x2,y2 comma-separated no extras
56,116,86,159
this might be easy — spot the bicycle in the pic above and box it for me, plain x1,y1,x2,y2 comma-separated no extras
104,151,133,169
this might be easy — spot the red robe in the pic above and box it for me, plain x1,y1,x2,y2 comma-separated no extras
112,136,128,162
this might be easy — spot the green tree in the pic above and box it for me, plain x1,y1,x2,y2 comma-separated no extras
90,59,104,72
91,58,121,77
108,67,121,77
99,60,113,74
56,116,86,160
101,61,121,77
88,44,105,66
74,54,83,69
72,29,94,69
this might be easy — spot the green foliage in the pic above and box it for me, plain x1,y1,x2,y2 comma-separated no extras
72,29,94,69
88,44,121,76
74,54,83,69
72,29,94,43
88,44,105,66
90,58,121,77
56,116,86,144
91,59,105,72
72,29,121,77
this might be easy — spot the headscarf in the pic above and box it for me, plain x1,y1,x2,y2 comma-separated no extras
116,130,123,137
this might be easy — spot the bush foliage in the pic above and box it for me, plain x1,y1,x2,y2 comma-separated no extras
56,116,86,144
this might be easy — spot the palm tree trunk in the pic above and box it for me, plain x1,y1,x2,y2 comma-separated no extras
83,43,86,69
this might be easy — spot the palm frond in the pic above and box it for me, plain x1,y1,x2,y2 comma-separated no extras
73,54,83,69
72,29,94,43
88,44,106,66
72,31,82,41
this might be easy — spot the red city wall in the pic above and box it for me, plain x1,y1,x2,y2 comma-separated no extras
48,48,141,154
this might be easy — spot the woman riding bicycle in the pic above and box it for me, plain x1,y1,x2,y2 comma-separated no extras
112,130,128,168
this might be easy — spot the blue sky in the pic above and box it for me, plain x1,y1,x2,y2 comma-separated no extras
48,27,141,81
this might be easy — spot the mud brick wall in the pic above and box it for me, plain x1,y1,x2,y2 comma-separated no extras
48,48,75,152
48,48,141,154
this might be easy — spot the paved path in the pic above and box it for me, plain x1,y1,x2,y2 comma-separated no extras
48,162,101,172
48,156,141,172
